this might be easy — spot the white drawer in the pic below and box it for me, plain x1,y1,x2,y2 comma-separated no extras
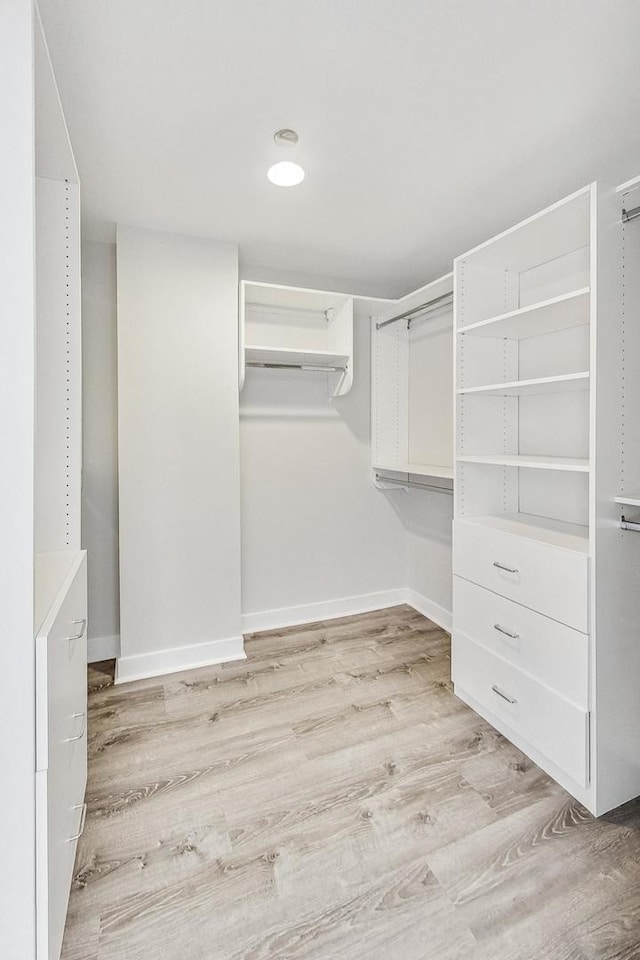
452,630,589,786
36,553,88,773
453,518,588,632
453,576,589,708
36,768,86,960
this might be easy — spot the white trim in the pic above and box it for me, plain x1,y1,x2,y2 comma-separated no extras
240,588,452,635
241,589,407,634
114,635,245,684
404,589,452,632
88,634,120,663
112,591,452,682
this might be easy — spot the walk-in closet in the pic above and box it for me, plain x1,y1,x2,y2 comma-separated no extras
3,2,640,959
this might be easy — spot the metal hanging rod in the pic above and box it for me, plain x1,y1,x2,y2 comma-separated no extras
247,361,345,372
376,292,453,331
622,205,640,224
375,473,453,495
620,514,640,532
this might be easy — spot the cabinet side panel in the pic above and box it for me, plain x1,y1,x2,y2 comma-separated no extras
594,185,640,813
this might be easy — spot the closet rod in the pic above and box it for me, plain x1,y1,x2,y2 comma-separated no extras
620,514,640,532
376,292,453,330
375,473,453,495
246,361,345,372
622,204,640,224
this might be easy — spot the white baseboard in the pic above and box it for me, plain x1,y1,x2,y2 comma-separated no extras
88,634,120,663
114,635,246,684
241,589,407,634
403,589,452,632
111,591,451,683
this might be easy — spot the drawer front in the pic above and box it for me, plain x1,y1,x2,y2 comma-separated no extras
453,576,589,708
37,554,88,772
36,770,86,960
452,631,589,786
453,519,588,632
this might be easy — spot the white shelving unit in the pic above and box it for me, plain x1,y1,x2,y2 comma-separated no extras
32,18,88,960
452,181,640,817
371,273,454,492
239,281,354,397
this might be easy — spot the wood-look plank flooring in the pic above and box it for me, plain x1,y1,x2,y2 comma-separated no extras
62,605,640,960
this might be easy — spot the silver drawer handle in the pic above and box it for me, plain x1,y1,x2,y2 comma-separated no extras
65,711,86,742
493,561,519,574
492,684,517,705
493,623,520,640
66,618,87,642
67,802,88,843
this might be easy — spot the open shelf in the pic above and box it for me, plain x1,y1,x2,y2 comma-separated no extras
463,512,589,555
374,462,454,481
245,345,349,370
458,372,589,398
458,287,590,340
458,453,589,473
615,490,640,508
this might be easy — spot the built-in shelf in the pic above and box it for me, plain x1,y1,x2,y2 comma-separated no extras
458,453,590,473
615,490,640,508
458,287,590,340
458,371,589,398
463,512,590,555
374,462,454,480
245,345,349,370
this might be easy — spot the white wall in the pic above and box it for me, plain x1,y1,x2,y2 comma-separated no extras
401,491,453,626
81,240,120,660
81,250,454,647
1,2,36,955
239,303,407,630
116,226,243,681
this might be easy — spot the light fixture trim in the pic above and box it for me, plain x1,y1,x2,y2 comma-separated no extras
267,160,305,187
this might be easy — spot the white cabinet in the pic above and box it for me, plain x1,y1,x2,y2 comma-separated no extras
452,181,640,816
35,551,87,960
453,516,589,632
240,281,354,397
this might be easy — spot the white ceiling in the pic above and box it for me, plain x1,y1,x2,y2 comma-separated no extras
39,0,640,297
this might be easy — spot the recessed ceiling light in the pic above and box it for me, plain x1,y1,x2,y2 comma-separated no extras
267,160,305,187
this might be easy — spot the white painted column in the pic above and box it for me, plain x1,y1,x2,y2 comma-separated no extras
116,226,243,681
0,1,37,956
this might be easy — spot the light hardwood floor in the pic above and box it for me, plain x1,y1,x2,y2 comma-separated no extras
62,605,640,960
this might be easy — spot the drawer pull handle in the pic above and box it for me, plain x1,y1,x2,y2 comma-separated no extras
67,802,88,843
493,561,519,574
493,623,520,640
65,712,86,742
66,618,87,642
492,684,517,705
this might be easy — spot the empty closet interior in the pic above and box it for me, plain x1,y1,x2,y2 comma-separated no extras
6,4,640,958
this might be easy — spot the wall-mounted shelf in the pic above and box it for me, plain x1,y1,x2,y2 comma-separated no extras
458,453,589,472
374,462,454,481
240,281,353,396
458,287,590,340
373,463,453,494
458,372,589,397
615,490,640,507
245,345,349,370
